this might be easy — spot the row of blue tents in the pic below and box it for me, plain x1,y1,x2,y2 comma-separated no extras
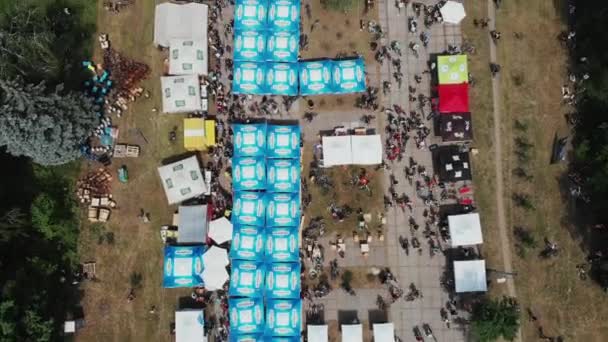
229,297,302,337
235,0,300,32
232,191,301,227
229,261,301,298
233,123,301,158
234,157,301,192
235,30,299,63
233,58,367,95
231,225,299,262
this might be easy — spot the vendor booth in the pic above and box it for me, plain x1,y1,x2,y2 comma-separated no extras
265,226,299,262
437,54,468,84
321,136,352,167
184,118,206,151
229,297,265,334
233,61,267,95
158,155,207,204
235,0,268,30
435,145,472,182
307,325,328,342
234,30,267,62
177,205,208,244
202,246,229,267
266,124,301,159
201,265,229,291
299,60,334,95
175,310,205,342
341,324,363,342
232,191,267,226
154,2,208,47
266,159,301,193
350,135,382,165
160,75,202,113
373,323,394,342
265,299,302,337
266,193,301,227
454,260,487,293
233,156,267,191
438,83,469,113
448,213,483,247
169,39,208,76
439,113,473,142
265,263,301,299
208,217,233,245
267,0,301,32
332,58,366,94
233,123,267,156
229,260,265,297
266,62,299,95
229,334,263,342
231,225,266,260
266,31,299,63
163,245,205,288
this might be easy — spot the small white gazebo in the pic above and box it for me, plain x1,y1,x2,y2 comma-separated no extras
208,217,233,244
175,310,205,342
454,260,487,293
169,39,208,75
448,213,483,247
373,323,394,342
308,325,328,342
202,246,229,267
201,266,229,291
341,324,362,342
440,1,466,24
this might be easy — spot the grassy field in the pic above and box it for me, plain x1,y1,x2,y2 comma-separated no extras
464,1,608,340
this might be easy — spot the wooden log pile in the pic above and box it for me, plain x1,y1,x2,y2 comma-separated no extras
77,168,113,204
103,47,150,117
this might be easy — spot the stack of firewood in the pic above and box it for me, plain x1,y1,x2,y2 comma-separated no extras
76,168,113,204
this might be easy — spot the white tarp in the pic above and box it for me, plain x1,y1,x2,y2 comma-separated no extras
169,39,208,76
373,323,394,342
154,3,208,47
342,324,362,342
160,75,202,113
448,213,483,246
208,217,233,244
440,1,466,24
201,266,229,291
351,135,382,165
454,260,487,293
202,246,229,267
158,156,206,204
322,136,352,167
308,325,328,342
175,310,205,342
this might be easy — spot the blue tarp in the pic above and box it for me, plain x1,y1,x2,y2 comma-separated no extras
266,31,299,63
266,124,301,159
265,299,302,337
267,0,300,32
233,61,268,95
230,334,264,342
265,226,299,262
234,30,267,62
233,123,267,156
299,60,334,95
266,263,301,299
266,193,301,227
229,297,265,334
235,0,268,31
230,225,266,261
266,63,299,95
263,338,299,342
229,260,266,297
266,159,301,193
233,156,267,191
233,191,267,226
162,245,205,288
332,58,366,94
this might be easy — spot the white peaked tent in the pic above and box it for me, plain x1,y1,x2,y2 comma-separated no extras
158,156,206,204
175,310,205,342
202,266,229,291
202,246,229,267
448,213,483,247
322,136,353,167
342,324,363,342
208,217,233,244
351,135,383,165
160,75,202,113
169,39,208,76
373,323,394,342
440,1,466,24
308,325,328,342
454,260,487,293
154,3,209,47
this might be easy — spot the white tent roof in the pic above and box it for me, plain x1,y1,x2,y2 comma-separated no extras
169,39,208,76
454,260,487,293
201,266,229,291
158,156,207,204
208,217,233,244
448,213,483,246
351,135,382,165
373,323,394,342
175,310,205,342
440,1,466,24
202,246,229,267
322,136,353,167
160,75,202,113
154,3,208,47
308,325,328,342
342,324,363,342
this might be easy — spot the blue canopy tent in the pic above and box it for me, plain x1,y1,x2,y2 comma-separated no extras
233,191,267,226
267,0,300,32
233,156,267,191
230,225,266,260
233,123,267,156
234,30,267,62
229,297,265,334
235,0,268,31
266,124,301,159
265,226,299,262
265,299,302,337
266,159,301,193
266,263,301,299
230,334,264,342
332,58,366,94
266,31,299,63
163,245,205,288
233,61,268,95
299,60,334,95
266,193,301,227
229,260,265,297
266,62,299,95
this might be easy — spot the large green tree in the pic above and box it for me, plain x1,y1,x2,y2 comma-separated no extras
471,297,520,342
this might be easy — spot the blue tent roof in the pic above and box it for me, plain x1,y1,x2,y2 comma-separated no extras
233,61,268,95
233,123,267,156
229,260,266,297
163,245,205,288
266,31,299,63
332,58,366,94
266,263,301,299
265,226,299,262
267,0,300,32
299,60,334,95
266,193,301,227
266,124,301,159
230,225,266,261
266,63,299,95
265,299,302,337
229,297,265,334
266,159,301,193
235,0,268,30
230,334,264,342
234,30,267,62
263,338,299,342
233,191,267,226
233,156,267,191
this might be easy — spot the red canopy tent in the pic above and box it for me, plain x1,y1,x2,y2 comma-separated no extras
438,83,469,113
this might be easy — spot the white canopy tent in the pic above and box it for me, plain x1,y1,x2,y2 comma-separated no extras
342,324,363,342
160,75,202,113
454,260,487,293
158,156,206,204
208,217,233,244
373,323,394,342
169,39,208,76
154,3,208,47
308,325,328,342
202,246,229,267
448,213,483,247
440,1,466,24
351,135,383,165
322,136,353,167
175,310,205,342
201,266,229,291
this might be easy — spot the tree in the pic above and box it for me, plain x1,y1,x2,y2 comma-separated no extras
0,208,27,243
0,78,98,165
471,297,520,342
321,0,358,12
